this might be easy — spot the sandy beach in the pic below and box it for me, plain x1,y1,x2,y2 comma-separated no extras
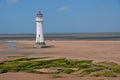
0,41,120,63
0,40,120,80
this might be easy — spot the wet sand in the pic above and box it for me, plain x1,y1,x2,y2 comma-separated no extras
0,40,120,80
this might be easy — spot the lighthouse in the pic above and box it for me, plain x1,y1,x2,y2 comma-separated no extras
36,11,46,47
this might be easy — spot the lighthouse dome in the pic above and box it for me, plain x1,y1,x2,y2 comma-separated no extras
38,11,42,15
37,11,43,17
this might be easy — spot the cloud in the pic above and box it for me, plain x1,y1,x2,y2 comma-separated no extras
6,0,19,4
58,6,70,12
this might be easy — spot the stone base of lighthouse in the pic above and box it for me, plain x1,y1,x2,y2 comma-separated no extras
35,42,46,48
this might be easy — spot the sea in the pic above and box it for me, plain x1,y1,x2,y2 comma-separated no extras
0,32,120,41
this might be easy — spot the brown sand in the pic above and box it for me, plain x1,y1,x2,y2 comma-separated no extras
0,40,120,80
16,41,120,63
0,41,8,52
0,72,119,80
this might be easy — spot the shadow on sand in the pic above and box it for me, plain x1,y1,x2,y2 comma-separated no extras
19,45,55,49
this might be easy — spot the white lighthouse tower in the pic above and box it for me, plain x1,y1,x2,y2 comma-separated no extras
36,11,46,47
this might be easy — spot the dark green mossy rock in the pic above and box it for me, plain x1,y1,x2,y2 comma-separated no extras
0,58,120,77
92,71,117,77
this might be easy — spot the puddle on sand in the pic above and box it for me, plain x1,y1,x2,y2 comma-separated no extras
3,41,20,52
6,41,16,48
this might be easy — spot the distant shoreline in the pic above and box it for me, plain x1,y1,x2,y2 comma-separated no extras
0,32,120,41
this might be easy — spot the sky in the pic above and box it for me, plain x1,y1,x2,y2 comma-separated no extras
0,0,120,34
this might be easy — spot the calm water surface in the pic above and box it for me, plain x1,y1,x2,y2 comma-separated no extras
0,33,120,41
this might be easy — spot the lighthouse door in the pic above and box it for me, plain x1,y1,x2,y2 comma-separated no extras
38,35,40,42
